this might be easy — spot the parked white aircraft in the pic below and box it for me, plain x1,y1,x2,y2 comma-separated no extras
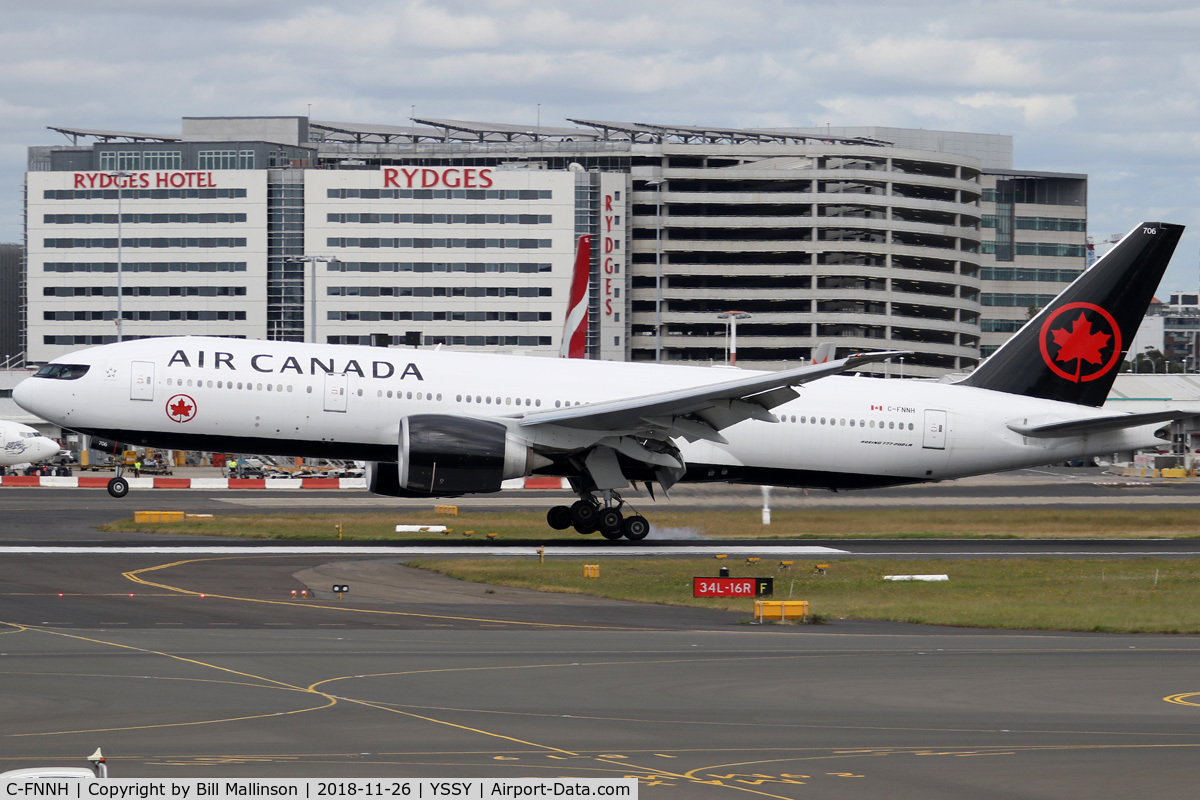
14,222,1190,540
0,418,60,467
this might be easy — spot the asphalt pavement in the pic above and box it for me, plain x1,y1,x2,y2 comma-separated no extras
2,468,1200,797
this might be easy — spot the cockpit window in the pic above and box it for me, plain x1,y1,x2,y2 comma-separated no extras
34,363,90,380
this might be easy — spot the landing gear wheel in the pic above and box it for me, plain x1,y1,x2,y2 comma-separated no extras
547,505,572,530
573,520,598,535
597,508,624,537
570,500,598,528
107,476,129,499
623,515,650,541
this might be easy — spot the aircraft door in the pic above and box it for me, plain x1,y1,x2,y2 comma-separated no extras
130,361,155,401
922,409,947,450
324,373,348,412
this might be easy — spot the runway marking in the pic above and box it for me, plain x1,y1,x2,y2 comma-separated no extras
2,545,848,556
119,557,638,630
113,557,899,786
1164,692,1200,707
308,684,582,758
0,622,340,737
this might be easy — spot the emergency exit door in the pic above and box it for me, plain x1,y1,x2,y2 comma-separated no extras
923,409,947,450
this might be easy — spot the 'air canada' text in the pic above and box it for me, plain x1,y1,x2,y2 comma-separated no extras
165,350,424,381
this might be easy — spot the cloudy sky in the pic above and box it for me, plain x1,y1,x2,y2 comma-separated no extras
3,0,1199,290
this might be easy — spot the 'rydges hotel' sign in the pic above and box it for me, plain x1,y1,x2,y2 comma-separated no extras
72,172,219,189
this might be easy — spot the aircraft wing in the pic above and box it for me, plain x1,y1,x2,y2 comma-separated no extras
517,350,906,444
1007,409,1200,438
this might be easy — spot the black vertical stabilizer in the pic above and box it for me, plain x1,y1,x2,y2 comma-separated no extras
959,222,1183,407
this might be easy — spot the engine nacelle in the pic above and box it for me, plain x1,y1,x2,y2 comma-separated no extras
367,415,540,498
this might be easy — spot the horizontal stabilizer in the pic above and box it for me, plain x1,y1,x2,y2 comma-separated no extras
1007,409,1200,438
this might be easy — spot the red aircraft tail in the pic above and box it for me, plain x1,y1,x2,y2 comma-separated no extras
560,235,590,359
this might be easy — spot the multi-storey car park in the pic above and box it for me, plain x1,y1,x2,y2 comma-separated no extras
23,117,1087,378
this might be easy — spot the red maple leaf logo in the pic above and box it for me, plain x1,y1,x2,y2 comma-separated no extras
166,394,196,422
1039,302,1122,384
169,398,193,418
1052,313,1110,364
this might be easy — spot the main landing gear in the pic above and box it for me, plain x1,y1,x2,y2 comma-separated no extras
546,491,650,541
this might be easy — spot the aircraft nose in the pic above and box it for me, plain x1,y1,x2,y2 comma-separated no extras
13,375,70,423
33,438,60,463
12,378,34,412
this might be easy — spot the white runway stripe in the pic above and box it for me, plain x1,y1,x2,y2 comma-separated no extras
0,544,849,556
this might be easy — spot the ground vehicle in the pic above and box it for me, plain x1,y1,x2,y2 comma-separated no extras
0,748,107,779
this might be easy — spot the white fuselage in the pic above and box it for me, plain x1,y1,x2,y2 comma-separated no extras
0,419,60,467
14,336,1163,489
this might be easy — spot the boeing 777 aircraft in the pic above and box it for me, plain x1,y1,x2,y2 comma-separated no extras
0,419,60,468
14,222,1189,540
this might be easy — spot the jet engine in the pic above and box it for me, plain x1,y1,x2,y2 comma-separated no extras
366,414,546,497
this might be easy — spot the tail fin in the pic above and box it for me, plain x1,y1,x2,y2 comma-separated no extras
559,234,591,359
811,342,834,365
960,221,1183,407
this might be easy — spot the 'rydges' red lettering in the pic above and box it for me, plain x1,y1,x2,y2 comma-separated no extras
382,167,493,189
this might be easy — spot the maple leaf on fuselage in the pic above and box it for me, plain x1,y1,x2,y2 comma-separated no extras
169,398,193,418
1051,312,1110,366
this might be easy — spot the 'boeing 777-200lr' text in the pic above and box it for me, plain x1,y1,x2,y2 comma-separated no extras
15,222,1193,540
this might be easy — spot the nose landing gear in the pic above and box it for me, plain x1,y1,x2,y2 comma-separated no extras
107,463,129,498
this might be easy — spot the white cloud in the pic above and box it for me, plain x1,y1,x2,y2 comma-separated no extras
957,92,1079,128
0,0,1199,287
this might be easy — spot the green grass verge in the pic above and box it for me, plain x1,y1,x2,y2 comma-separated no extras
96,508,1200,632
98,507,1200,539
408,557,1200,634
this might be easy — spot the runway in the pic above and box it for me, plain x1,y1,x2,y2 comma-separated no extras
3,470,1200,797
2,553,1200,799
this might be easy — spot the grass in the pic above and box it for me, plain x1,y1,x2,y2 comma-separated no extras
408,557,1200,634
96,508,1200,633
98,507,1200,539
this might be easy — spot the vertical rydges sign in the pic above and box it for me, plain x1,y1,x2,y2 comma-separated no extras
598,173,627,360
